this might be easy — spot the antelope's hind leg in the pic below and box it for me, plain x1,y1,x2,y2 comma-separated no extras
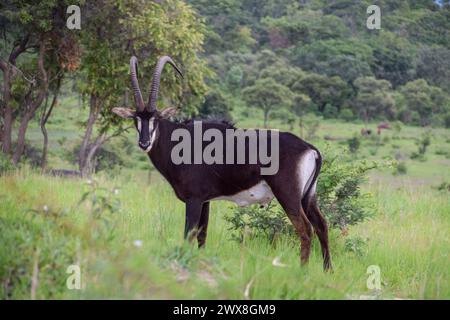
266,178,313,265
303,189,332,271
197,202,210,248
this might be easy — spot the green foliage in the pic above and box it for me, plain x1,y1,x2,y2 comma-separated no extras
435,182,450,193
0,153,14,175
292,39,373,83
226,66,244,91
242,77,293,127
394,162,408,175
344,235,368,256
340,108,355,122
411,130,432,160
79,0,210,132
398,79,449,126
66,139,133,174
197,89,232,120
187,0,450,127
347,137,361,153
292,73,350,113
323,104,339,119
353,77,395,122
224,202,294,243
317,149,388,229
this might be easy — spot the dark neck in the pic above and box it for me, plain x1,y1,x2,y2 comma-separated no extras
147,119,182,179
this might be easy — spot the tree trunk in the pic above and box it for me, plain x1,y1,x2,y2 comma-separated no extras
1,34,30,156
79,94,100,175
80,133,106,177
40,76,62,171
0,61,12,154
263,107,269,128
12,39,48,165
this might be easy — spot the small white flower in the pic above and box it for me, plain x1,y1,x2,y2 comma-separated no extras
43,205,49,213
272,257,288,268
133,240,143,248
86,179,92,185
113,188,120,195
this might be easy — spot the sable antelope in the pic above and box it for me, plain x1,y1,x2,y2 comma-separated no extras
112,56,331,270
377,122,391,135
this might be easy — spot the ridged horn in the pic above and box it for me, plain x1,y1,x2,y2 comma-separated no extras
147,56,183,111
130,56,145,111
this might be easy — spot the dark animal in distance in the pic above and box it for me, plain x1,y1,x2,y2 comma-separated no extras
361,128,372,136
112,56,331,270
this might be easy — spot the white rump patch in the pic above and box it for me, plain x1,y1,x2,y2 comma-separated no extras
297,150,318,196
214,181,274,207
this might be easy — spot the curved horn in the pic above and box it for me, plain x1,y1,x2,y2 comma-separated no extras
130,56,145,111
147,56,183,111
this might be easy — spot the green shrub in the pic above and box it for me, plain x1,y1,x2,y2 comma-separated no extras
340,109,354,122
347,136,360,153
394,162,408,175
323,104,338,119
435,182,450,192
344,236,368,256
318,150,384,228
224,202,295,243
197,89,232,120
444,112,450,129
411,131,432,161
0,153,14,175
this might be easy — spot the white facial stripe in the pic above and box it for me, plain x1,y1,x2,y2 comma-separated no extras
149,118,154,133
136,117,142,132
143,117,157,153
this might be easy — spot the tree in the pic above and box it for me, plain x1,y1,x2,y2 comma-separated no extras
292,39,373,83
242,78,293,127
353,77,396,123
292,73,351,114
416,46,450,93
398,79,449,126
370,31,416,88
0,0,80,164
198,89,232,120
291,93,311,138
76,0,209,176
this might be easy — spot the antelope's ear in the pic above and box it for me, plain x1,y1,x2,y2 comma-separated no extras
159,107,178,119
112,107,135,119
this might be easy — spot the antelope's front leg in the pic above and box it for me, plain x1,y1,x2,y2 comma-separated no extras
184,199,204,243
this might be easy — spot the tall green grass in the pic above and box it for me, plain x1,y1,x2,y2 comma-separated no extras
1,169,448,299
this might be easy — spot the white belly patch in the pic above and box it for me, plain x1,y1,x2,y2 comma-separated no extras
214,181,274,207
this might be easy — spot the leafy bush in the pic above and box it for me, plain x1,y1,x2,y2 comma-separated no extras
394,162,408,175
344,236,368,256
347,136,360,153
197,89,232,120
435,182,450,192
340,109,355,122
323,103,338,119
318,150,384,228
224,202,295,243
411,130,432,160
225,147,388,242
0,153,14,175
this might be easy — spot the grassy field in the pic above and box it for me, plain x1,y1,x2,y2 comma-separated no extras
1,98,449,299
